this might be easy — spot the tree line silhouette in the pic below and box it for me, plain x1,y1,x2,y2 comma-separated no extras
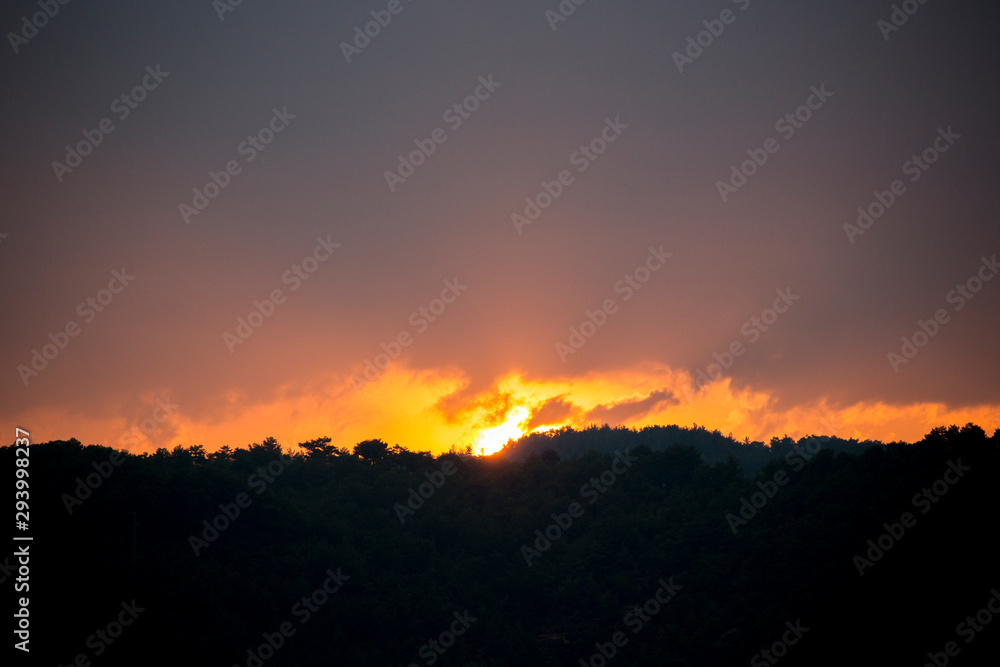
7,422,999,665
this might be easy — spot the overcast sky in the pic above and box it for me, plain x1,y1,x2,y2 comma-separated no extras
2,0,998,453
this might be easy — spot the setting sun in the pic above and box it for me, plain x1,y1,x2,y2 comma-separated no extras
474,406,530,455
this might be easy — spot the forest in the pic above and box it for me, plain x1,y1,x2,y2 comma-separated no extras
5,422,999,666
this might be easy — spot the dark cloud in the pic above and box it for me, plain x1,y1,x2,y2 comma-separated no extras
525,395,577,430
585,390,678,426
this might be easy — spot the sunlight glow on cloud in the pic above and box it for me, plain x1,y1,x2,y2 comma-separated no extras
17,362,998,455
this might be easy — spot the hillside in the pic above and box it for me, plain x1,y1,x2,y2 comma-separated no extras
497,423,886,475
7,423,999,666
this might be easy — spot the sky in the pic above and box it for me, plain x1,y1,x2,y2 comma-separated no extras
2,0,998,455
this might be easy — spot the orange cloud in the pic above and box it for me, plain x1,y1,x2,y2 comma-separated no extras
14,361,999,455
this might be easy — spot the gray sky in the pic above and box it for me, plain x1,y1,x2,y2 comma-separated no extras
2,0,998,452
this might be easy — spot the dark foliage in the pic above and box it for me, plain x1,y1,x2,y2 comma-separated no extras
6,423,998,666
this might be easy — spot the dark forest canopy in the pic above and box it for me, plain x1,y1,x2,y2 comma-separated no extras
496,422,893,474
6,422,998,666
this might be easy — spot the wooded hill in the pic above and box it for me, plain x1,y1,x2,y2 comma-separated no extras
7,423,998,666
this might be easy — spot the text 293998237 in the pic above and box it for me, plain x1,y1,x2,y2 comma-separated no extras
14,427,32,652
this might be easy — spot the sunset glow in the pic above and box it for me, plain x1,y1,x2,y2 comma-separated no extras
2,2,997,459
474,406,530,455
16,362,995,457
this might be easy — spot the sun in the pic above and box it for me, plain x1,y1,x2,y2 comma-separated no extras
474,406,530,455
